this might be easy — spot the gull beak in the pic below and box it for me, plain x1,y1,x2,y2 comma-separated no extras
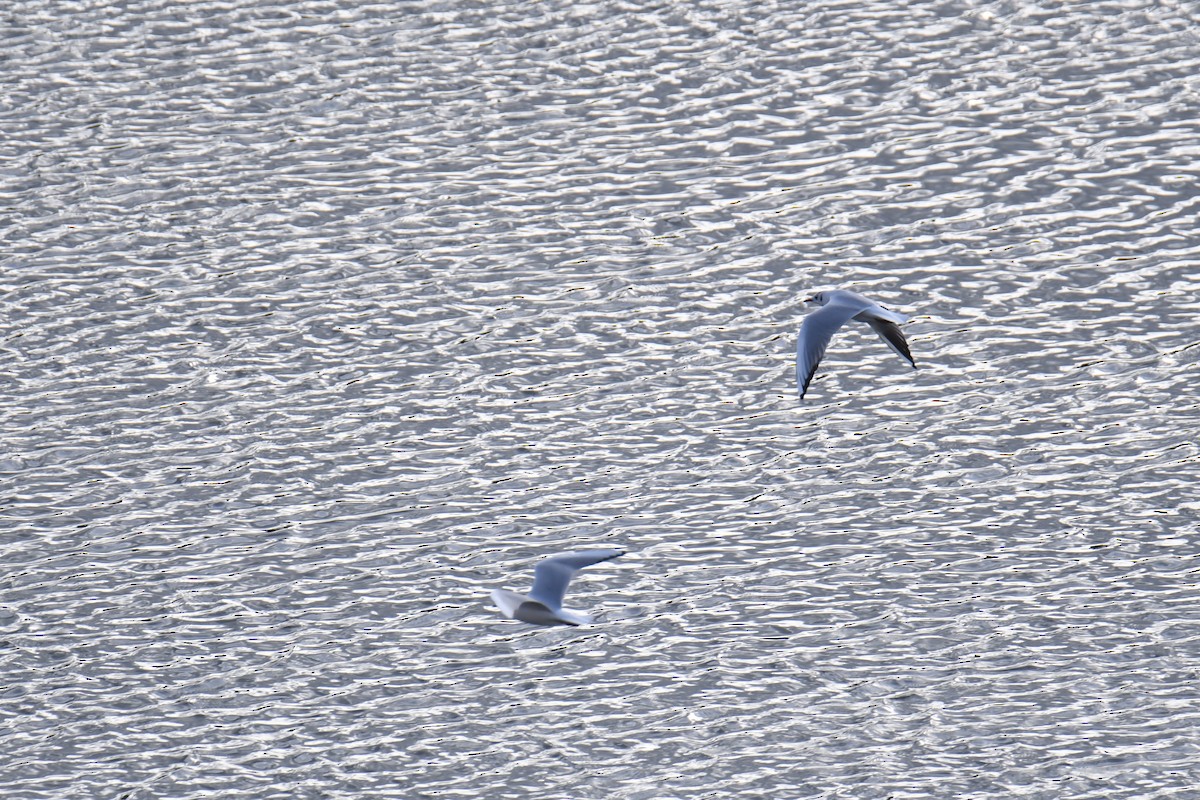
803,296,816,304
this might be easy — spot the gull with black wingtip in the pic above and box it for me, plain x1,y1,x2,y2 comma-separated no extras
797,289,916,399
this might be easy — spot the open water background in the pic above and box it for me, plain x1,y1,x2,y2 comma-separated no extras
3,1,1200,798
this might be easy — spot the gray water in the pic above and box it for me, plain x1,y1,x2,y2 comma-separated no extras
3,1,1200,798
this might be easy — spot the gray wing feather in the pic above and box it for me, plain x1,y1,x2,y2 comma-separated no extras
797,303,864,398
528,549,624,610
864,318,916,368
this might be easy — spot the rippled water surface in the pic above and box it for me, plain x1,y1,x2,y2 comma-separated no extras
4,1,1200,797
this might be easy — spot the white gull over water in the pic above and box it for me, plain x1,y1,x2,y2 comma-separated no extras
797,289,917,399
491,549,625,626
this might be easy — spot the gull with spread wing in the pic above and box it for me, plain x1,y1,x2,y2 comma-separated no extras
491,549,624,626
797,289,916,399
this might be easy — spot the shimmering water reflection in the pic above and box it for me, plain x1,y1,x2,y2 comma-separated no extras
2,1,1200,798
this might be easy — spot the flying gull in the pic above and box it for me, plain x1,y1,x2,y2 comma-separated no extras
797,289,915,399
491,549,624,626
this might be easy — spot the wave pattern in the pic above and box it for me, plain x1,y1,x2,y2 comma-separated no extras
2,0,1200,798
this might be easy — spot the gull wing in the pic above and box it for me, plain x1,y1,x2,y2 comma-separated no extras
491,588,525,619
863,317,916,368
528,549,624,610
855,303,908,325
797,301,867,399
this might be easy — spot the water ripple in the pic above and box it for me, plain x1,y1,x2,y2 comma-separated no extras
3,0,1200,798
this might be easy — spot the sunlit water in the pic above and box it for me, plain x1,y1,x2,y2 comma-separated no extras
3,1,1200,798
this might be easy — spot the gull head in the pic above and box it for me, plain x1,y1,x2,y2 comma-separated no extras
804,291,829,306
